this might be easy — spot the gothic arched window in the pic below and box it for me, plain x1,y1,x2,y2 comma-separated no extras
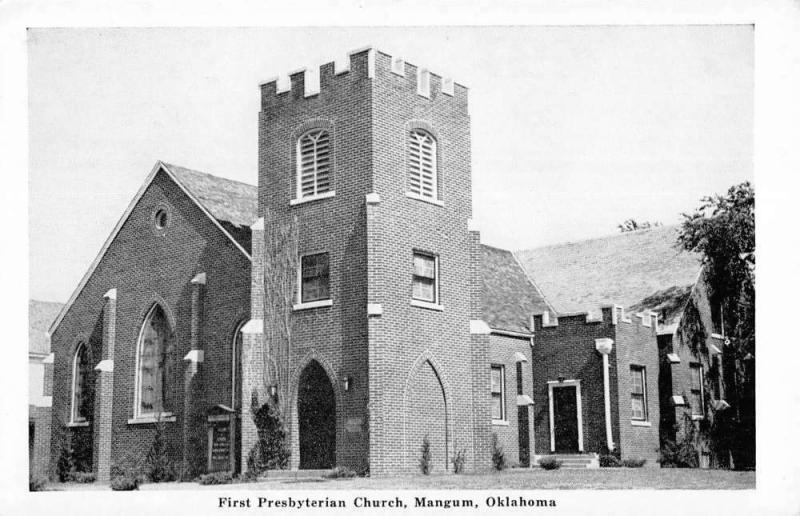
71,342,91,423
408,129,438,200
296,129,332,199
135,304,174,417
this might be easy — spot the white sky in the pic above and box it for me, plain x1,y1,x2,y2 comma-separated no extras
27,26,753,303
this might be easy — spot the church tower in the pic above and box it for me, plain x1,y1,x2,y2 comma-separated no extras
243,47,489,475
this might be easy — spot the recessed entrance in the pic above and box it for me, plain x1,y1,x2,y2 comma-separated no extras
297,360,336,469
548,380,584,453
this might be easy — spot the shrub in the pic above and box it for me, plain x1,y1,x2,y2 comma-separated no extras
198,471,233,485
56,434,75,482
452,449,466,474
325,467,357,479
491,434,506,471
538,457,562,470
599,454,621,468
659,439,699,468
144,417,177,482
29,475,48,491
622,458,647,468
247,395,290,475
419,435,432,475
66,471,96,483
110,475,139,491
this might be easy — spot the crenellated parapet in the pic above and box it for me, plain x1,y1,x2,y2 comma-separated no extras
259,46,467,112
531,304,659,332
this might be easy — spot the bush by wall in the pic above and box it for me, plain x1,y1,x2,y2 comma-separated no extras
491,434,507,471
29,475,48,491
419,435,432,475
198,472,233,485
110,475,140,491
538,457,562,470
452,449,466,474
599,454,622,468
622,458,647,468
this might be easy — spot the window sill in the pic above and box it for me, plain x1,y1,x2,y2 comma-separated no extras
290,191,335,206
127,413,177,425
410,299,443,311
293,299,333,311
67,420,89,428
491,420,510,426
405,192,444,207
631,420,652,427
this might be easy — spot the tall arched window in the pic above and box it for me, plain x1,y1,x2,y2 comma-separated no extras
408,129,438,200
296,129,332,199
135,304,174,417
71,342,91,423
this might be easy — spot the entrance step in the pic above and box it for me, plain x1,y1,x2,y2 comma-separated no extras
533,453,599,469
257,469,332,480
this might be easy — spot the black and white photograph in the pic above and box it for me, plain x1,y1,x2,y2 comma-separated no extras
3,2,800,515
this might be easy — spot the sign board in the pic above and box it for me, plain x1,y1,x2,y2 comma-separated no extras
207,422,231,472
345,417,362,433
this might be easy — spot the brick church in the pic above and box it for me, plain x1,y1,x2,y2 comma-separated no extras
34,47,727,482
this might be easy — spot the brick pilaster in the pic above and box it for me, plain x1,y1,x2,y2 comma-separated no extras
92,288,116,482
468,223,492,471
365,193,383,476
242,218,267,473
182,272,206,477
32,351,55,480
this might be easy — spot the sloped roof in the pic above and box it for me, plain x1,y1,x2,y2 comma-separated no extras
30,300,62,355
515,225,703,330
162,162,258,228
481,244,551,335
50,162,256,335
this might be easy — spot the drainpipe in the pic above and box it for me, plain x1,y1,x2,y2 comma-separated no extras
595,338,615,452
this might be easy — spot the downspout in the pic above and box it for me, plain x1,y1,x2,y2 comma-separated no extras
595,338,615,451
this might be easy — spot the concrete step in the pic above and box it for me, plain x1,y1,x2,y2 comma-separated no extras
257,469,331,480
533,454,600,469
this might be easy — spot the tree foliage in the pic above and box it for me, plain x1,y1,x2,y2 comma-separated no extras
678,181,754,360
618,219,662,232
678,181,755,469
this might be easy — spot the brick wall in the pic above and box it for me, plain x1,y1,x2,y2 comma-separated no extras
49,168,250,479
488,334,534,467
258,50,373,472
257,49,482,475
659,275,726,467
613,316,661,465
532,311,617,455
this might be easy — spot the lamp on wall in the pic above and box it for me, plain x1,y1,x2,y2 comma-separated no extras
343,376,352,392
557,376,565,383
268,385,278,398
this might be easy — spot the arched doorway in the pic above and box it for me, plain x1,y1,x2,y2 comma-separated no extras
297,360,336,469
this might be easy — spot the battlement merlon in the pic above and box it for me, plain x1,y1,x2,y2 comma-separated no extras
259,46,468,111
532,305,659,331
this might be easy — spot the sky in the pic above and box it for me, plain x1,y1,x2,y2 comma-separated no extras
27,26,753,303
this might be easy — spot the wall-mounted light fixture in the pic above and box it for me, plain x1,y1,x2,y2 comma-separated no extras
343,376,352,392
557,376,565,383
269,385,278,398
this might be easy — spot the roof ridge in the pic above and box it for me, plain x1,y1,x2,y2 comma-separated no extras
516,224,681,254
160,161,257,190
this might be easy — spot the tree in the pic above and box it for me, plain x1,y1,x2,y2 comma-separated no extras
618,219,662,232
678,181,754,469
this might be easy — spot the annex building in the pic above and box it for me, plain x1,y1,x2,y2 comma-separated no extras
34,48,727,482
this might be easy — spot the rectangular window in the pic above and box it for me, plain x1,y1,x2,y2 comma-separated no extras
491,365,506,421
300,253,330,303
412,252,438,303
630,366,647,421
690,363,705,417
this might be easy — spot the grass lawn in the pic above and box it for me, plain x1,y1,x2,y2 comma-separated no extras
53,467,754,491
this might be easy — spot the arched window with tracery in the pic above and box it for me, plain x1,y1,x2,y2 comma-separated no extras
296,128,332,199
135,304,174,417
407,129,438,200
71,342,91,423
